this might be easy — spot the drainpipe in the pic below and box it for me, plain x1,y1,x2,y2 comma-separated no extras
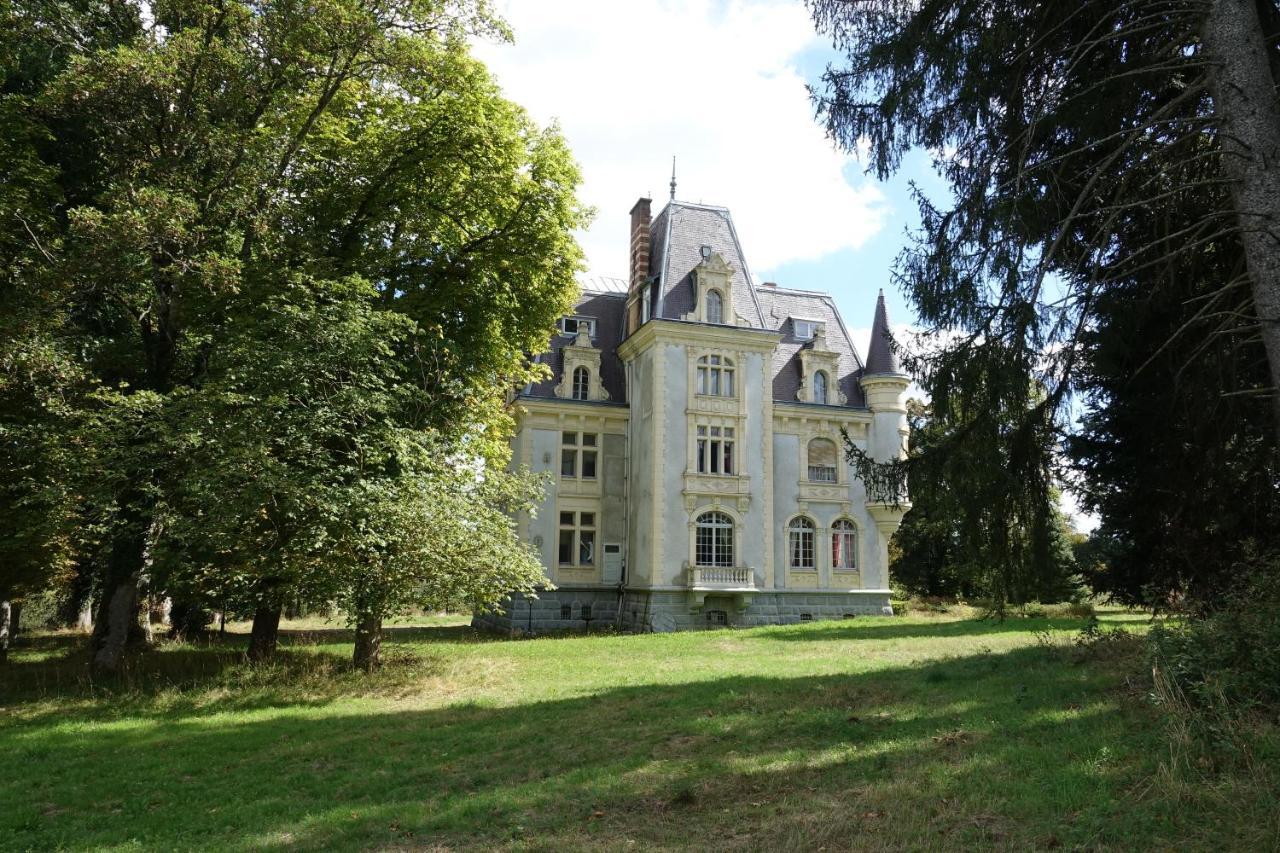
617,357,633,629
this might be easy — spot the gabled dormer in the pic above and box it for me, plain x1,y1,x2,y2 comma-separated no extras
796,323,845,405
688,251,740,326
554,325,610,402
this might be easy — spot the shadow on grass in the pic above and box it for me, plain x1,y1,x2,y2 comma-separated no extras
757,613,1149,642
0,639,1209,852
0,625,491,715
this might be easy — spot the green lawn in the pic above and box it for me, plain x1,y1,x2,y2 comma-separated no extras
1,610,1275,851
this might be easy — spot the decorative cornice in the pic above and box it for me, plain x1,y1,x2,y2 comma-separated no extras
618,318,779,361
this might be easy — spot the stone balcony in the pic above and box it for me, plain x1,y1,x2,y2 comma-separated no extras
685,563,757,610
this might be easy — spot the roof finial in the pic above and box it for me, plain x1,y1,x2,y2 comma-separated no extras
669,155,677,201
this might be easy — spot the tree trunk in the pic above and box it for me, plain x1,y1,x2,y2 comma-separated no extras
1205,0,1280,441
9,601,21,644
0,601,10,664
58,557,95,629
353,613,382,672
247,606,282,662
91,544,145,674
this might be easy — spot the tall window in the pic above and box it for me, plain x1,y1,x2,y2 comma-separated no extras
695,511,734,567
560,431,598,479
696,425,735,475
813,370,829,405
696,354,735,396
832,519,857,570
558,510,596,566
788,517,816,569
706,289,723,324
640,284,651,323
807,437,838,483
572,366,590,401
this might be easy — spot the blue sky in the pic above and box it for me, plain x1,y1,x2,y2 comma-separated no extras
475,0,1096,531
475,0,947,355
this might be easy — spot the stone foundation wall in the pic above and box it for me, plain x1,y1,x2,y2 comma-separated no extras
471,588,623,636
473,587,893,635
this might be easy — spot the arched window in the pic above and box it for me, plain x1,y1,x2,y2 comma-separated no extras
807,437,838,483
813,370,829,405
706,289,723,324
788,517,816,569
695,511,734,567
571,366,590,401
696,354,735,396
832,519,857,570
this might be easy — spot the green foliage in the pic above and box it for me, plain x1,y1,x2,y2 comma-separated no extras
878,400,1081,607
1066,228,1280,606
807,0,1280,613
1,0,587,648
1148,558,1280,712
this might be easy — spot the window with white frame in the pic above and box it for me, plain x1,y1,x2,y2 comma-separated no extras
558,510,596,566
695,424,735,475
696,354,735,396
813,370,829,405
571,366,590,401
807,437,838,483
832,519,858,570
706,289,724,324
640,284,651,323
560,431,598,479
793,319,818,340
695,511,734,567
788,516,816,569
559,316,596,337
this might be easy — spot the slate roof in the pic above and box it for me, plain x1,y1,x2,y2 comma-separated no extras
864,289,903,375
650,202,767,328
524,288,628,403
755,285,868,408
521,200,900,411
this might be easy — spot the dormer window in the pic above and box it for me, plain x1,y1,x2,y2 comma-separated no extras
813,370,829,405
559,316,596,338
706,289,723,325
572,366,590,401
793,319,819,341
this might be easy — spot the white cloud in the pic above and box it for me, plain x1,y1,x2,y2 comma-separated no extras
474,0,887,276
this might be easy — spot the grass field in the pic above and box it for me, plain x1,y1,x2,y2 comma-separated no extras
2,609,1276,851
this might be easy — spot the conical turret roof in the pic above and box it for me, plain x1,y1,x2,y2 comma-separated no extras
864,290,902,375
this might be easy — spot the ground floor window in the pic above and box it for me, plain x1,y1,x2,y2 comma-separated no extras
558,510,596,567
788,516,816,569
832,519,857,570
695,511,734,567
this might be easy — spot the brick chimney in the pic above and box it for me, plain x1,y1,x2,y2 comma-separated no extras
626,197,652,335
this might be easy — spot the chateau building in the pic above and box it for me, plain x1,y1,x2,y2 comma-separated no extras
475,195,910,633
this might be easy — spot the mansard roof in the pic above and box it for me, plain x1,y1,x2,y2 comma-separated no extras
520,197,905,410
755,285,867,408
649,201,767,327
524,287,628,404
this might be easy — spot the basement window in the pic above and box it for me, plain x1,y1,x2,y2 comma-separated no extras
581,604,593,620
800,613,813,622
706,610,728,627
561,604,572,620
